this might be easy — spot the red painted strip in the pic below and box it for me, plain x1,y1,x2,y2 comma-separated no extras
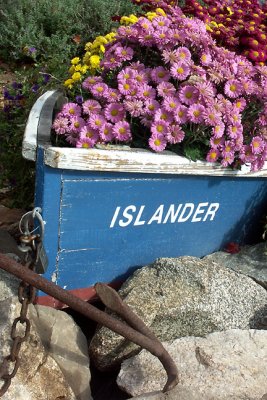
34,281,123,309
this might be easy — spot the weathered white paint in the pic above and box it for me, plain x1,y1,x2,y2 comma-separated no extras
43,146,267,177
22,90,58,161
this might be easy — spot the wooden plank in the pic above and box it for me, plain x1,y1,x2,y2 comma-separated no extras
40,171,266,292
44,146,267,177
22,90,58,161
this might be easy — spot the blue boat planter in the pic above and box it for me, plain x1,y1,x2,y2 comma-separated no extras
23,90,267,307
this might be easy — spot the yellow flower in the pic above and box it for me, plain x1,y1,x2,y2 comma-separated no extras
75,64,82,71
71,57,80,65
72,72,82,82
85,42,92,51
64,79,74,88
155,8,166,16
146,11,157,21
90,55,100,69
68,65,76,74
81,65,89,74
83,51,92,65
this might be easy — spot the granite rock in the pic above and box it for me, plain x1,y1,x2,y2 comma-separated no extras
118,329,267,399
204,242,267,289
89,256,267,371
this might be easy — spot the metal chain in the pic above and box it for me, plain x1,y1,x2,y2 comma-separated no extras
0,243,37,397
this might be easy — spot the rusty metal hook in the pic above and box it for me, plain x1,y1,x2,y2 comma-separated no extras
0,253,179,393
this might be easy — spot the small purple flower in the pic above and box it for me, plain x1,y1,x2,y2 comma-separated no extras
75,95,84,105
31,84,39,93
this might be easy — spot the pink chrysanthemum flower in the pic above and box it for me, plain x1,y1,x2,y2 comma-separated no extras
151,120,170,136
163,96,180,113
157,82,176,97
154,28,171,46
62,103,81,117
224,80,243,99
65,131,80,146
82,76,103,91
69,116,86,132
131,70,148,85
118,80,136,96
222,141,235,157
99,123,114,142
210,136,225,148
79,125,99,142
91,82,109,98
170,63,191,81
82,100,102,116
173,104,189,124
137,84,156,100
212,123,225,138
154,108,173,124
52,116,69,134
89,114,106,130
151,16,171,29
174,47,192,64
203,109,222,126
206,148,220,163
124,99,144,117
167,125,185,144
251,136,265,154
150,67,170,84
221,153,235,167
106,88,122,103
227,124,243,139
233,98,246,112
199,52,212,66
115,46,134,62
178,85,199,105
144,99,160,115
76,137,95,149
113,121,132,141
104,103,126,123
149,133,167,152
140,115,153,128
162,49,180,65
240,145,256,164
187,104,205,124
117,68,135,83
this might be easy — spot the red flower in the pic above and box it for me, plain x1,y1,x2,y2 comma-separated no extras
224,242,241,254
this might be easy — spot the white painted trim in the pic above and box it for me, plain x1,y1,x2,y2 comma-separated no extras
44,146,267,177
22,90,58,161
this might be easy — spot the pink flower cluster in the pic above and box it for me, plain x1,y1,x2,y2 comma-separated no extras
53,4,267,171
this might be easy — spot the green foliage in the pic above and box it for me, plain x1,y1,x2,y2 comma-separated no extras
0,0,138,66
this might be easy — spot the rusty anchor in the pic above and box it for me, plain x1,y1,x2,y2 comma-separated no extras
0,252,179,393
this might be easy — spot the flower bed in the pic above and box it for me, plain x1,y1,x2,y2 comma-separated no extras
52,4,267,172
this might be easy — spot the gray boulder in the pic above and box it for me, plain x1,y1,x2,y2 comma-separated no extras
204,242,267,289
89,256,267,370
0,299,76,400
118,329,267,399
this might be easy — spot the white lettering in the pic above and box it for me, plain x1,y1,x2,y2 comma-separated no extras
147,205,164,225
203,203,220,221
178,203,194,222
134,205,146,226
163,204,183,224
119,205,136,227
191,202,209,222
110,206,121,228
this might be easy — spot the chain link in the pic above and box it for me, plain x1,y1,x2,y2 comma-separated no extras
0,246,37,397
